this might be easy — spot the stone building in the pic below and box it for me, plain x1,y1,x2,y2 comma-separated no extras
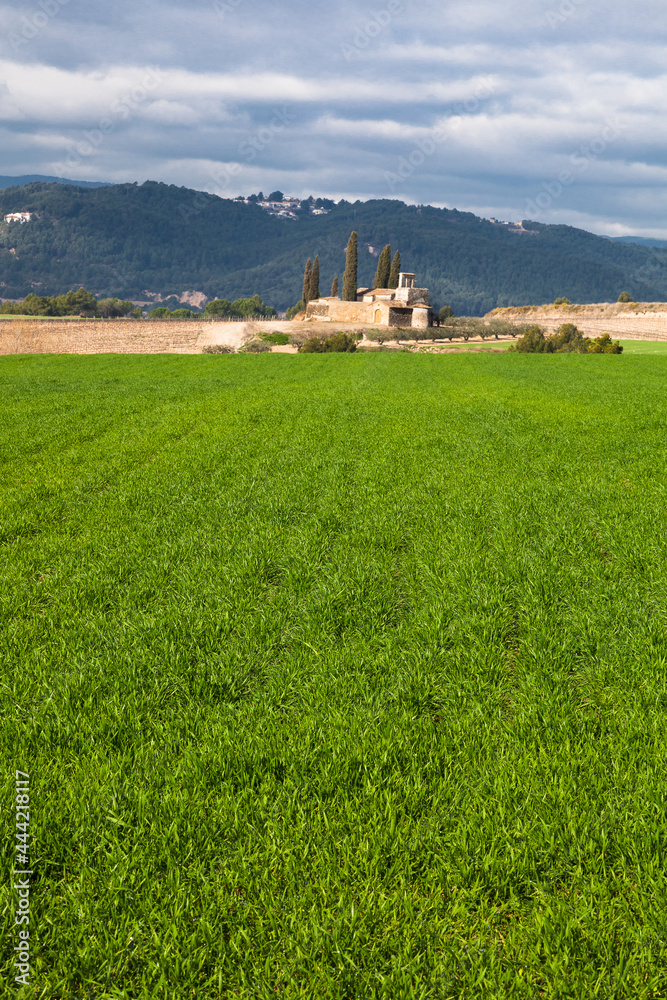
305,272,432,328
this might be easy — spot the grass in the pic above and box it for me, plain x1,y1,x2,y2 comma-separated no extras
617,339,667,354
0,314,64,320
260,331,291,346
2,351,667,998
486,339,667,355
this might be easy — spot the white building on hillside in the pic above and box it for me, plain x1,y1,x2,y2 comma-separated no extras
4,212,34,223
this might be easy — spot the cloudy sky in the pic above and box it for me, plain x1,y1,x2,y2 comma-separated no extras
0,0,665,235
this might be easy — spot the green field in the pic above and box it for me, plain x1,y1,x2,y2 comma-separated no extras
617,339,667,354
3,352,667,998
435,339,667,354
487,339,667,355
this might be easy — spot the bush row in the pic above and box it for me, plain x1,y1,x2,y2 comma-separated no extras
510,323,623,353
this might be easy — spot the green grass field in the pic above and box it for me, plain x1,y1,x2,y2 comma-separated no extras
489,339,667,355
617,339,667,354
3,352,667,999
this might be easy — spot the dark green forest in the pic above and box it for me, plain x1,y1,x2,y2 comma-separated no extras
2,180,667,314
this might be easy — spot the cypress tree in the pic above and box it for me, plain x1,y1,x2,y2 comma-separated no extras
388,250,401,289
309,255,320,301
331,276,339,297
302,258,312,307
373,244,391,288
342,231,358,301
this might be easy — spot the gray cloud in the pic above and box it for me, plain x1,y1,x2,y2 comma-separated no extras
0,0,666,235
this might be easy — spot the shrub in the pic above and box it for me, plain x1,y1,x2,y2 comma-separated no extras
260,331,290,345
299,337,327,353
240,338,271,353
234,294,276,319
511,324,547,352
447,317,485,341
204,295,276,320
408,327,431,343
544,323,587,353
618,291,635,303
554,297,572,306
327,332,357,352
586,333,623,354
439,323,458,342
97,298,135,318
202,344,235,354
205,298,233,318
512,323,585,353
486,319,518,339
286,301,304,320
511,323,623,354
286,330,310,349
299,332,357,353
513,322,540,340
363,328,388,345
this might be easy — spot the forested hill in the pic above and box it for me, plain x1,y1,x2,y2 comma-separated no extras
0,176,110,189
2,180,667,315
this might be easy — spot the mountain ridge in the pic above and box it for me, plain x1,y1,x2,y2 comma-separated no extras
0,175,111,190
2,180,667,314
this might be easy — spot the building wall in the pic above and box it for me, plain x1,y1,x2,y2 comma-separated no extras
306,301,330,319
395,287,429,307
306,299,377,324
388,307,412,327
412,307,430,329
305,296,433,327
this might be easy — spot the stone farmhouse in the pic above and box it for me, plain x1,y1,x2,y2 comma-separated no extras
305,272,432,328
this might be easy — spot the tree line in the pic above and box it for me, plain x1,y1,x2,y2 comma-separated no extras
0,288,277,320
201,294,276,320
0,289,138,318
294,233,404,314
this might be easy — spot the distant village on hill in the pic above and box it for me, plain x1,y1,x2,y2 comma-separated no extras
236,192,332,221
237,193,537,232
487,218,538,236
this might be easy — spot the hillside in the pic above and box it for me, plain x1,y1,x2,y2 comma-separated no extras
0,176,110,190
2,181,667,314
611,236,667,249
488,300,667,341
